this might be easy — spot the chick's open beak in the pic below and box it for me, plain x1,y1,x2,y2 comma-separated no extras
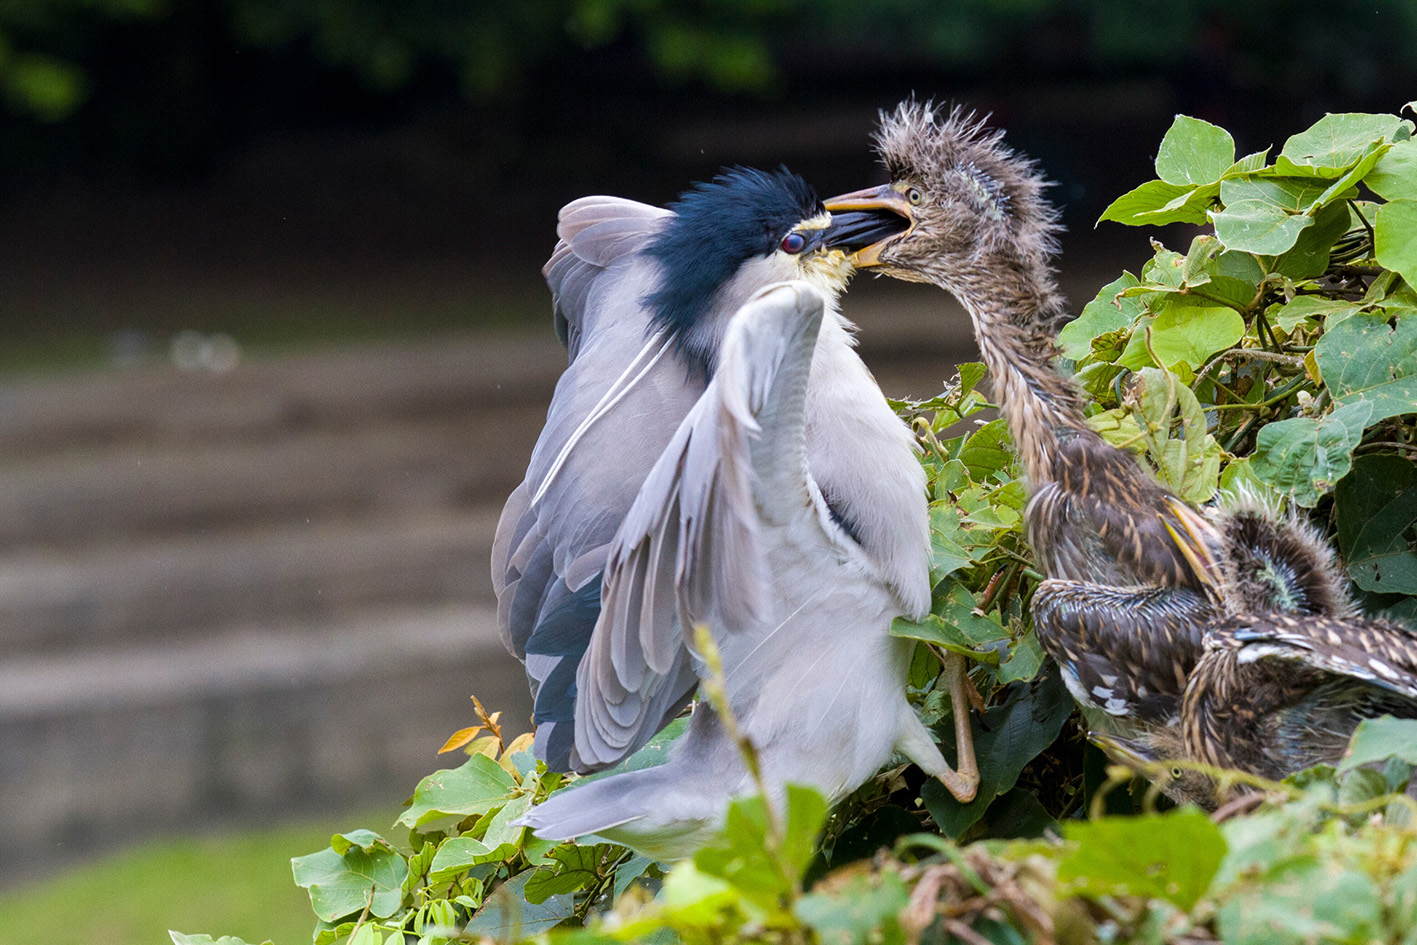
824,185,916,266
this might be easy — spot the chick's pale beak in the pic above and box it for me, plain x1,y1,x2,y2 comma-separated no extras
824,185,915,267
1088,732,1153,769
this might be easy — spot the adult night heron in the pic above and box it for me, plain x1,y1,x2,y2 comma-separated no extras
515,281,981,860
824,102,1220,727
493,166,919,773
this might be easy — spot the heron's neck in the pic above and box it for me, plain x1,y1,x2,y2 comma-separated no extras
946,259,1090,486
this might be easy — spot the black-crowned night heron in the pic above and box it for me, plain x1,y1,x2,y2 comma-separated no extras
822,102,1221,727
493,166,921,774
514,280,981,860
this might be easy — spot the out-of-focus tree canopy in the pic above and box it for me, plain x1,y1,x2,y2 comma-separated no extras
4,0,1417,122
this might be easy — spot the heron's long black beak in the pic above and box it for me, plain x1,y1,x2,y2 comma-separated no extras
824,185,916,266
1088,731,1156,769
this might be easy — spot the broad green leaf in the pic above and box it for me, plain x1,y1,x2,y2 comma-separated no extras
1059,273,1146,359
928,503,973,578
292,842,409,922
329,830,390,857
1058,808,1226,910
611,854,656,901
1336,454,1417,595
892,584,1009,661
1133,183,1221,225
523,844,608,904
1210,198,1314,254
1099,179,1206,226
794,871,909,945
1270,199,1353,279
396,753,518,829
1156,115,1235,186
169,935,271,945
1249,401,1373,507
1275,112,1405,177
463,871,573,938
998,630,1045,684
1217,864,1384,945
1224,148,1271,177
922,671,1072,838
958,418,1014,482
1376,199,1417,285
1269,295,1358,333
1315,312,1417,424
1219,175,1331,214
427,837,511,884
694,784,827,912
1367,137,1417,200
1117,297,1245,370
658,860,736,922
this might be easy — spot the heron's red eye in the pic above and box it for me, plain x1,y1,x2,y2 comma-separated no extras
781,232,807,254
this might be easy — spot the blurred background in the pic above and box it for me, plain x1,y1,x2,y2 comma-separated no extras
2,1,1415,940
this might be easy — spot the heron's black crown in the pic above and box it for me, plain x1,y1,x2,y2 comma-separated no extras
643,166,822,375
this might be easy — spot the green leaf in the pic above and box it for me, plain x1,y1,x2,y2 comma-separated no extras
329,830,390,857
1275,112,1406,177
427,836,511,884
463,871,573,938
1337,717,1417,773
1270,199,1353,279
1336,454,1417,595
523,844,609,904
1269,296,1359,333
1059,808,1226,911
892,584,1010,661
396,753,518,830
693,784,827,911
922,671,1072,838
1220,175,1332,215
928,503,973,578
1099,179,1207,226
169,934,271,945
795,871,909,945
1156,115,1235,185
1217,863,1384,945
1376,199,1417,285
291,842,409,922
957,418,1014,482
1315,312,1417,424
1249,401,1373,507
1117,297,1246,371
998,630,1045,684
1366,137,1417,200
1210,198,1314,254
1059,273,1147,359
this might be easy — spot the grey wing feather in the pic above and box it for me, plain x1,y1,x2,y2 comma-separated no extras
492,195,686,771
574,282,829,770
543,197,670,358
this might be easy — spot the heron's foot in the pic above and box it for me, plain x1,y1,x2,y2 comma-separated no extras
937,766,979,804
943,653,981,801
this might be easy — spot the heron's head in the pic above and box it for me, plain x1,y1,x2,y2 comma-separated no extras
1212,497,1352,619
823,101,1060,289
1090,729,1226,810
643,165,901,375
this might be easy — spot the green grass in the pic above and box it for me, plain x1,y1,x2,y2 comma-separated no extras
0,816,382,945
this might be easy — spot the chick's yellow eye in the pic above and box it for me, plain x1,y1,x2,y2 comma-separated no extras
907,188,923,205
1171,767,1184,780
781,232,807,254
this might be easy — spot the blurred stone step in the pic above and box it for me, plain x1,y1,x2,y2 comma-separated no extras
0,601,534,884
0,333,566,456
0,505,503,658
0,405,545,550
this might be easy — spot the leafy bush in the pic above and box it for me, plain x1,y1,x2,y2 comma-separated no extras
178,106,1417,945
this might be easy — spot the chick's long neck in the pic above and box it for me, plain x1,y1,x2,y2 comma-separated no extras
943,253,1091,487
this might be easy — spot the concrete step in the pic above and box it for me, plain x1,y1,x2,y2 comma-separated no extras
0,601,534,884
0,333,566,456
0,505,503,657
0,405,546,550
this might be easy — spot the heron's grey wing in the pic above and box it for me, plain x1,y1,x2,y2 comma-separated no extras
1222,614,1417,700
543,196,670,359
1032,578,1211,722
492,197,691,771
573,282,830,769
